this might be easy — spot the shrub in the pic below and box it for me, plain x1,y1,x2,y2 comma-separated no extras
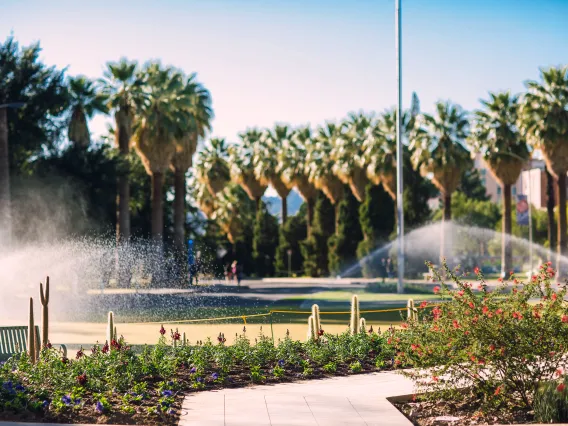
392,261,568,411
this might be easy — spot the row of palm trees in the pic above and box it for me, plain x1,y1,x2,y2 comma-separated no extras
195,65,568,276
66,59,212,254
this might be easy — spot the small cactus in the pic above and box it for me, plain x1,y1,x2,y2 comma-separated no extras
39,277,50,347
311,304,321,341
359,317,367,333
182,332,187,346
350,295,360,335
28,298,36,364
107,311,115,343
407,299,417,321
307,315,317,341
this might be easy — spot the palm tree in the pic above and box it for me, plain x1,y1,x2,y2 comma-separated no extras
519,66,568,272
100,58,141,244
411,101,472,221
280,127,318,236
255,126,292,224
195,138,231,196
230,131,267,212
170,73,212,254
211,183,247,245
193,180,217,219
67,76,107,147
133,63,191,244
471,92,529,276
332,112,371,202
308,122,345,231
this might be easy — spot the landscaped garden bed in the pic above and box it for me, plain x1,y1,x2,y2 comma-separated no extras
0,324,394,425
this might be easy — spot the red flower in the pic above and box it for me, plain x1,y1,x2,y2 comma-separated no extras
77,373,87,386
497,277,503,282
432,307,442,320
513,278,519,285
468,301,474,309
111,339,122,350
46,342,53,349
474,266,480,275
562,315,568,323
552,293,558,301
172,331,181,341
512,312,523,320
533,311,541,319
420,301,428,309
489,344,495,352
401,323,409,329
452,320,460,329
548,267,556,277
494,385,502,396
318,329,324,336
411,344,420,351
61,356,69,364
557,383,566,393
509,270,514,276
482,306,489,314
160,325,166,335
76,348,84,359
433,286,441,294
495,308,503,315
432,375,439,382
102,342,109,354
547,261,553,266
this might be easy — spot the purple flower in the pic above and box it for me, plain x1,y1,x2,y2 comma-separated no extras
2,381,13,390
42,400,50,409
95,401,104,413
162,390,173,397
211,373,219,380
168,409,176,415
74,398,81,405
168,381,174,386
278,359,285,367
196,377,203,383
15,384,25,392
62,395,72,405
189,367,197,374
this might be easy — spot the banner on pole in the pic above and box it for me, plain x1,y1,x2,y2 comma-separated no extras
516,195,529,226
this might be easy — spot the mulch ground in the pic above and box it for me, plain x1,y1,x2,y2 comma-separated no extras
395,399,534,425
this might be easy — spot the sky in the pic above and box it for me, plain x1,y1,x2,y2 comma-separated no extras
2,0,568,145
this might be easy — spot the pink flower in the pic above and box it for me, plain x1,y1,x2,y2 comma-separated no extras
495,308,503,315
556,368,564,377
433,286,441,294
420,301,428,309
401,323,409,329
562,315,568,323
474,266,480,275
482,306,489,314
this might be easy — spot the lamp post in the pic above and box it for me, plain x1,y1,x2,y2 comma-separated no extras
0,102,25,250
395,0,404,294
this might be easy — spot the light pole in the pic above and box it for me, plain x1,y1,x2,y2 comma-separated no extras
0,102,25,250
395,0,404,294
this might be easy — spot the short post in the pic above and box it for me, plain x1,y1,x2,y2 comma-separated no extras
269,312,275,344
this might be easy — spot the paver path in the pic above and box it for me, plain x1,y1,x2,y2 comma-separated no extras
179,372,413,426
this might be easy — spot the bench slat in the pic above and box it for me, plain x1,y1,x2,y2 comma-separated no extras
0,329,8,354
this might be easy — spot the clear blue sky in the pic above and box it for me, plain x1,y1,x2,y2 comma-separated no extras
2,0,568,144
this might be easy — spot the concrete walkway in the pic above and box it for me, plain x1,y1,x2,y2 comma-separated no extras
179,372,414,426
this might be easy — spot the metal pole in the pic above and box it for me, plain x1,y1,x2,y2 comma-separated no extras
395,0,404,293
528,166,533,274
0,107,11,251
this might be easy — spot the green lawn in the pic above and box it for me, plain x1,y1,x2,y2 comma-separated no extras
284,290,442,302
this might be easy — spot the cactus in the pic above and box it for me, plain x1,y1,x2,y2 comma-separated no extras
28,298,36,364
182,332,187,346
407,299,417,321
359,317,367,333
107,311,115,343
307,315,316,341
311,304,321,340
39,277,50,347
350,295,360,335
114,326,117,342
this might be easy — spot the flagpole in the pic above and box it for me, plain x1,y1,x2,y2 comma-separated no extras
395,0,404,293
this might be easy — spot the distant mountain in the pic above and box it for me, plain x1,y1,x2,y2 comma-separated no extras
263,190,303,221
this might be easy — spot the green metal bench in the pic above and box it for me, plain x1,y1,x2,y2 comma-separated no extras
0,326,66,361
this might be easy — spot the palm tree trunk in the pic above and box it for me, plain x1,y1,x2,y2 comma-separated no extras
443,193,452,221
255,197,262,213
116,123,130,244
173,167,186,255
151,172,164,244
546,169,556,257
556,173,567,277
307,197,315,237
281,196,287,225
502,183,512,276
0,108,10,248
335,202,341,235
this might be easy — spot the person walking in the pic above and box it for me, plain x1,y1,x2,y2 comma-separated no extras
187,239,196,286
231,260,239,286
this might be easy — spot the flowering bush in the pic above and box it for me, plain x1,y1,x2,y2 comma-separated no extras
392,261,568,411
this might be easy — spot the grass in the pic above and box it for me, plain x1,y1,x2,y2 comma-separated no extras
283,290,441,302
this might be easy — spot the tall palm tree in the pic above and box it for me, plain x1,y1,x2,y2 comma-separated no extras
255,126,292,224
519,66,568,272
470,92,529,276
411,101,472,221
230,131,267,211
332,112,371,202
280,127,318,236
195,138,231,196
210,183,247,245
308,122,345,232
67,76,107,147
170,73,212,254
193,180,217,219
133,63,191,244
100,58,141,244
